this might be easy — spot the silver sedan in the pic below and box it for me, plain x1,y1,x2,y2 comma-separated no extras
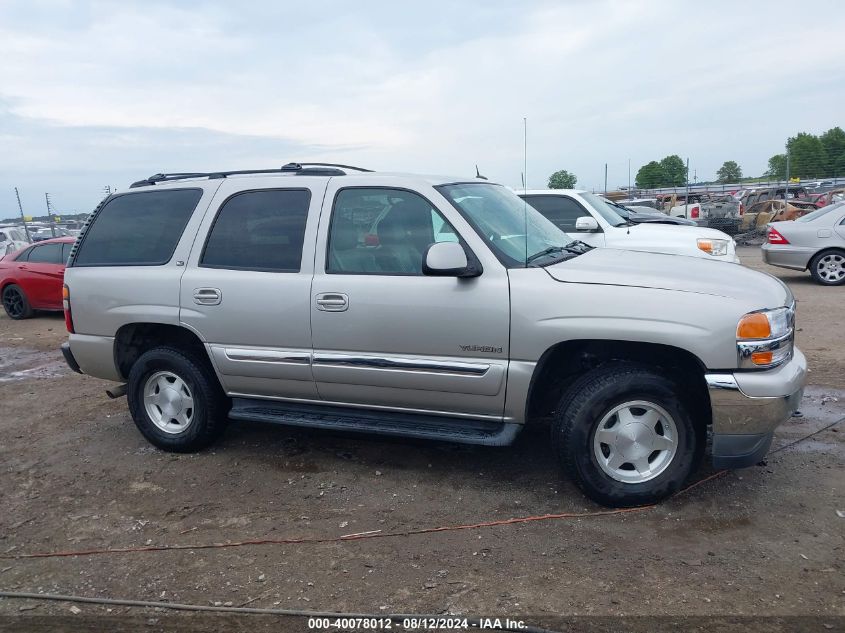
762,201,845,285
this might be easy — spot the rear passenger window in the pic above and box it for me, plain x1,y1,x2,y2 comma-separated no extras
73,189,201,266
201,189,310,272
26,243,64,264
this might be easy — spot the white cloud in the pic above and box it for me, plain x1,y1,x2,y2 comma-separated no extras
1,0,844,213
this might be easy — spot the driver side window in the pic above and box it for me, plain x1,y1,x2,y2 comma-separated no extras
523,195,589,231
327,188,458,275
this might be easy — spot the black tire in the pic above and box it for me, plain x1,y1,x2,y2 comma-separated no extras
127,347,229,452
808,249,845,286
2,284,34,320
553,363,702,508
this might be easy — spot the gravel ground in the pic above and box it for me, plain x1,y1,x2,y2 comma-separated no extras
0,246,842,632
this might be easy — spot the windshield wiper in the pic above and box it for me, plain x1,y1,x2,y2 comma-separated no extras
526,240,593,266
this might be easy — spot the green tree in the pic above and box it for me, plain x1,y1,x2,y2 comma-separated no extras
635,161,665,189
820,127,845,177
659,155,687,186
787,132,828,178
766,154,786,178
717,160,742,183
547,169,578,189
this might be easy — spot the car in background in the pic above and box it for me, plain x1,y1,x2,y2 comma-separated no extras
0,237,75,319
609,201,697,226
0,227,31,256
762,202,845,285
519,190,739,262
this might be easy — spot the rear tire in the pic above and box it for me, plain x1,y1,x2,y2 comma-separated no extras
2,284,34,319
127,347,228,452
553,363,702,508
809,249,845,286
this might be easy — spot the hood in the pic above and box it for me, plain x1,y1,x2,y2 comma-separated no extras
627,222,730,240
545,247,792,307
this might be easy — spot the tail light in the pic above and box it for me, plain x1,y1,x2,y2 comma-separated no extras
767,227,790,244
63,284,75,333
739,203,744,216
690,205,700,219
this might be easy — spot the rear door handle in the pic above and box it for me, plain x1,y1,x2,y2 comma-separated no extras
315,292,348,312
193,287,222,305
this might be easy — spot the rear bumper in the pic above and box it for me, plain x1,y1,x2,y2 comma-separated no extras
60,342,83,374
761,243,815,271
706,348,806,468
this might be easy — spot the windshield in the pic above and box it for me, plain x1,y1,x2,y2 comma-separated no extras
796,201,844,223
580,192,628,226
437,183,576,266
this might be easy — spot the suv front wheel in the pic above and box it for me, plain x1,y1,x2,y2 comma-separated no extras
127,347,228,452
553,363,702,507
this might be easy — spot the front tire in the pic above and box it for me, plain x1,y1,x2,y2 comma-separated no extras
127,347,228,452
2,284,34,319
553,363,702,508
809,249,845,286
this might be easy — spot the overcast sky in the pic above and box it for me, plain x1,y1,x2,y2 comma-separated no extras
1,0,844,215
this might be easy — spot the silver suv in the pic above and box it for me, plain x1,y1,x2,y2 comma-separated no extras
61,163,806,507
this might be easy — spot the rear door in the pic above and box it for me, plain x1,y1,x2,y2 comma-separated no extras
17,242,65,308
179,178,326,400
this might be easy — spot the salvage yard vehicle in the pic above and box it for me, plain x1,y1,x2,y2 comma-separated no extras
666,193,742,235
609,201,697,226
762,202,845,286
1,237,75,319
0,226,31,256
519,189,739,262
61,164,806,507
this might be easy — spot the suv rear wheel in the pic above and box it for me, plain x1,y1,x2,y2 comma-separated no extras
553,363,702,507
127,347,228,452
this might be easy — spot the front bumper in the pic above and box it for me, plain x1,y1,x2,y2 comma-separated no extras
706,348,806,468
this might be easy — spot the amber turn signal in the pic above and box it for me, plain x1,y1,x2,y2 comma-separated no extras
736,312,771,339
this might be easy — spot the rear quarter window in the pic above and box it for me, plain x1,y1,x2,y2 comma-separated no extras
72,189,202,266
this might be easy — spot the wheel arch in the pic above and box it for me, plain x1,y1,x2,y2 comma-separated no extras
525,339,710,430
113,322,213,382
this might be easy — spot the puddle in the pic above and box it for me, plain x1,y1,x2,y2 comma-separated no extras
0,346,68,383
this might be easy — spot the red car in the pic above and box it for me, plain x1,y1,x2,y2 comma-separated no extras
0,237,75,319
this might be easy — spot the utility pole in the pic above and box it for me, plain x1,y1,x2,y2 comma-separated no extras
45,192,57,237
784,145,791,199
604,163,608,195
14,187,32,242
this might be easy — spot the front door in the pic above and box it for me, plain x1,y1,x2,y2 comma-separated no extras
521,194,606,248
309,181,511,420
179,178,326,400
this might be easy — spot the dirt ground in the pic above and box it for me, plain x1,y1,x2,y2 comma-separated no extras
0,246,842,631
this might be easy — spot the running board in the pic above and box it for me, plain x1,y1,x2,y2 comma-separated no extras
229,399,521,446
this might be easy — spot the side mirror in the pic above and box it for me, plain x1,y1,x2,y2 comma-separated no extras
423,242,480,277
575,216,600,232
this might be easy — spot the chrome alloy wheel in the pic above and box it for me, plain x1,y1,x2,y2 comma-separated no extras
143,370,195,434
816,253,845,283
592,400,678,484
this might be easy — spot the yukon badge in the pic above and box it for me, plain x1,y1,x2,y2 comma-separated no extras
460,344,503,354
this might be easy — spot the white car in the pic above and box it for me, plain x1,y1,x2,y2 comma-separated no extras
0,227,31,256
518,189,739,263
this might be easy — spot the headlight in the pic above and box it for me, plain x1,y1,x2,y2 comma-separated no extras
697,238,728,256
736,306,794,368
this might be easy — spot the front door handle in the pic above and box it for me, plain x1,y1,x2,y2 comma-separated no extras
315,292,348,312
193,287,222,305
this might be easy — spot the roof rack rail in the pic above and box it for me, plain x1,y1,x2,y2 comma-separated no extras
129,162,374,188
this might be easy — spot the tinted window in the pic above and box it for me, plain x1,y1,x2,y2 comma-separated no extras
26,243,64,264
73,189,201,266
201,189,310,272
327,188,459,275
523,195,590,231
